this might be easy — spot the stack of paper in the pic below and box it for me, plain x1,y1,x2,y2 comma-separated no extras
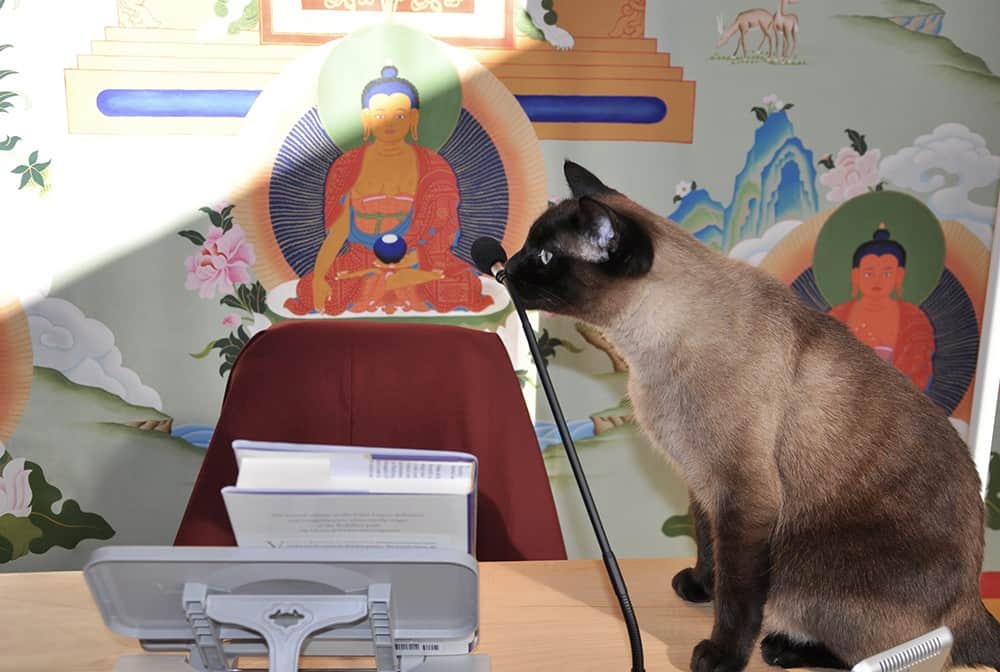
222,440,477,553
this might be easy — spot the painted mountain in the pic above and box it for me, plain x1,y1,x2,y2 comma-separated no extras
670,110,819,252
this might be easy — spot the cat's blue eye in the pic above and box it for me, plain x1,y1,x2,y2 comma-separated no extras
538,249,553,265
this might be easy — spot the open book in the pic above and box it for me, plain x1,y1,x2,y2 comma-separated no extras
222,439,477,554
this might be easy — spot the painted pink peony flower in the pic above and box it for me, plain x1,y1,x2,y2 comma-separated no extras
819,147,882,203
222,313,241,327
0,458,33,518
185,225,256,299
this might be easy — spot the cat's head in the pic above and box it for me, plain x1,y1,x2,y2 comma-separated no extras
505,160,656,324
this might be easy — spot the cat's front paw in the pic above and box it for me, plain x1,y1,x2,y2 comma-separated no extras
691,639,746,672
671,567,713,603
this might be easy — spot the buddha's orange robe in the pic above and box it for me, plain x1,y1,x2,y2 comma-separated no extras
829,301,935,393
284,144,492,315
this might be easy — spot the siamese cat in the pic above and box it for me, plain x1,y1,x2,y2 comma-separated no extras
505,160,1000,671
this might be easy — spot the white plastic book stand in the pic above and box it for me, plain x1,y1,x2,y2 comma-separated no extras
84,546,490,672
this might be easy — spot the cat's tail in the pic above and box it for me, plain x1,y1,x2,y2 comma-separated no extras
951,601,1000,668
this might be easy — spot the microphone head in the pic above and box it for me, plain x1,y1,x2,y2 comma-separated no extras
471,237,508,275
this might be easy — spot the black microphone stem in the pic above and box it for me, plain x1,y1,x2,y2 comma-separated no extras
498,270,645,672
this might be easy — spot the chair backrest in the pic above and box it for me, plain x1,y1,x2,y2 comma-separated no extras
174,320,567,561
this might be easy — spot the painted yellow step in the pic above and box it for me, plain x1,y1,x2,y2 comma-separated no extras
78,54,289,74
76,54,683,82
88,39,672,67
90,40,310,60
104,27,263,44
102,26,661,54
490,63,682,81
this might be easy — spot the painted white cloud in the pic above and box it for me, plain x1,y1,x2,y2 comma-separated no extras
728,220,802,266
25,298,163,410
879,123,1000,247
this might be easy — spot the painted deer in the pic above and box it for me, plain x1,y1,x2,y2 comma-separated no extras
716,9,774,58
773,0,800,59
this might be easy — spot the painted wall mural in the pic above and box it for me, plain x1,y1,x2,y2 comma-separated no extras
2,0,1000,572
669,108,992,433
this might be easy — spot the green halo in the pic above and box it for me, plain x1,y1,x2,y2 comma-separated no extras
317,24,462,152
813,191,945,307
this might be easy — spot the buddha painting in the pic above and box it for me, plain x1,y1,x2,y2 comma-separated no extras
828,223,935,392
283,64,493,316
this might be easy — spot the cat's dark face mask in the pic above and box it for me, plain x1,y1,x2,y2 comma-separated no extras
506,160,654,319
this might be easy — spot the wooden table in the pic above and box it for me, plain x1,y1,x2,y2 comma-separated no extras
0,557,872,672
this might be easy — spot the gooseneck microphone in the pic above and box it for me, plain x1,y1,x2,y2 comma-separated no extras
471,237,645,672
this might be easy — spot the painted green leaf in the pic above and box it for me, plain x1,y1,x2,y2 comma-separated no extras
0,101,12,113
220,294,244,310
199,206,223,229
237,281,267,313
0,514,44,563
557,339,584,354
214,0,228,17
515,369,537,389
0,134,20,151
0,1,6,10
751,106,768,123
178,229,206,246
17,171,30,189
28,149,37,164
782,103,794,111
11,164,26,173
0,91,16,103
239,0,259,27
986,452,1000,529
30,169,43,187
250,281,267,313
0,450,10,470
515,9,545,39
0,45,11,52
220,204,235,230
190,339,220,359
661,509,695,539
34,160,51,172
24,461,114,554
846,128,868,156
0,70,15,80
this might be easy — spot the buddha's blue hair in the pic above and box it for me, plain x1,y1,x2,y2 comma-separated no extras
852,226,906,267
361,65,420,109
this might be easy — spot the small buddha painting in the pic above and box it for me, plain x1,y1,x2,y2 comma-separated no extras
765,191,981,421
827,223,935,392
282,63,493,316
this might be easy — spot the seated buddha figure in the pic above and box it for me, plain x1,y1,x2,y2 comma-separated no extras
828,223,935,393
283,64,493,316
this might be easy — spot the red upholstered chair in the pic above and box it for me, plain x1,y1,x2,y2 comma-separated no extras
174,320,567,561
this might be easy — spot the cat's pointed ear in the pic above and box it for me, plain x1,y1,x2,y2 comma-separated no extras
578,197,653,276
565,160,617,198
578,196,620,260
